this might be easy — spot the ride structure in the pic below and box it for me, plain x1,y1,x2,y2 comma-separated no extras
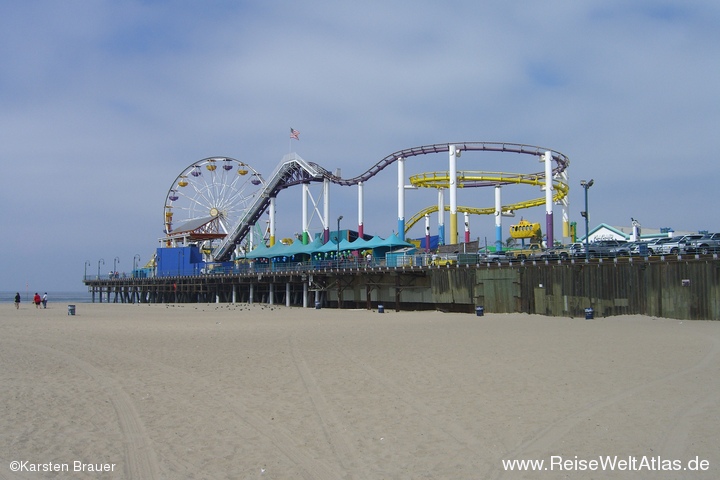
160,142,570,264
407,165,569,250
509,219,543,245
162,157,267,254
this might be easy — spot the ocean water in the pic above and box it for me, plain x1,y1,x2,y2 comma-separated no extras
1,291,93,304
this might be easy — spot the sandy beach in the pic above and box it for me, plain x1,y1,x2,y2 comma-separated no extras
1,303,718,479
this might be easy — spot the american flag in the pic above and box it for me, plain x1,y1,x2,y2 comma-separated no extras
290,128,300,140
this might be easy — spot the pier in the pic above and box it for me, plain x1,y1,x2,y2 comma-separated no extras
84,254,720,321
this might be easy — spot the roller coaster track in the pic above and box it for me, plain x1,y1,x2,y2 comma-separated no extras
213,143,569,261
404,170,569,233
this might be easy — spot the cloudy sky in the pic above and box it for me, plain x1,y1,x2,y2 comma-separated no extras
2,1,718,292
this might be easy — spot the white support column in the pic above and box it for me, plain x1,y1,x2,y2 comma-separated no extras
449,145,459,244
397,157,405,240
269,197,276,247
286,282,291,307
302,183,310,244
249,283,254,304
303,281,308,308
495,186,503,251
323,178,330,243
424,214,431,252
544,151,554,247
560,170,570,242
269,282,274,305
358,181,364,238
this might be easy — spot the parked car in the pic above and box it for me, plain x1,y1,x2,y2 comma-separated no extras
430,254,457,266
646,237,673,255
479,250,513,263
592,240,631,257
654,234,704,255
569,242,602,258
626,241,649,256
540,245,572,260
686,233,720,254
506,243,544,260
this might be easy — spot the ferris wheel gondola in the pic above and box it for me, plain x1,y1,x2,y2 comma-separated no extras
163,157,266,244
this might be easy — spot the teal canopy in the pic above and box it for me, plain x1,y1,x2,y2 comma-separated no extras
244,233,414,259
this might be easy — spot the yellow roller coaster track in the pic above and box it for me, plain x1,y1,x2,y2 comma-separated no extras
404,170,569,234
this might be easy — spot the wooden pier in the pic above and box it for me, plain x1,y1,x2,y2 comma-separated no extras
84,254,720,320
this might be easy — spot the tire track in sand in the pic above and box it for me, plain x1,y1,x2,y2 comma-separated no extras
289,336,369,480
491,333,720,480
7,339,162,480
12,334,344,480
329,342,506,460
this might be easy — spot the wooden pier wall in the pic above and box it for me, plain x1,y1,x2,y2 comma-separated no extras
85,257,720,320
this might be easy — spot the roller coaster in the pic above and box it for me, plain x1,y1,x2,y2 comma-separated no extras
162,142,570,262
404,170,569,233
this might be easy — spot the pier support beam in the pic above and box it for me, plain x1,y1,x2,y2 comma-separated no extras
495,186,503,251
543,151,555,247
397,157,405,241
449,145,459,245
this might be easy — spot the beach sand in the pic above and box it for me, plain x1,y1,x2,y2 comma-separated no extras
1,303,718,479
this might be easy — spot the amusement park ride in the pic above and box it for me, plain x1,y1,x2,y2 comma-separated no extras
159,142,570,271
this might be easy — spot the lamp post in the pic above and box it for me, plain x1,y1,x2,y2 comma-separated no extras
113,256,120,278
580,179,594,260
97,258,105,279
84,261,91,281
133,254,141,275
336,215,343,268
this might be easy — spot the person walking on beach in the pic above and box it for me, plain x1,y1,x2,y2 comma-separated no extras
42,292,48,308
33,292,41,308
14,292,20,309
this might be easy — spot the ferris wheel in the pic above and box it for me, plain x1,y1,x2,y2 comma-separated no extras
163,157,266,243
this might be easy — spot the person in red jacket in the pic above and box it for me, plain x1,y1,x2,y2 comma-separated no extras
33,292,41,308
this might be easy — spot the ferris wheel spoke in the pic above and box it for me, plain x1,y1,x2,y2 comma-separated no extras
222,181,258,211
177,188,213,217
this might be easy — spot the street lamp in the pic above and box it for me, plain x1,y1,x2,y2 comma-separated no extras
580,179,594,260
133,254,141,274
97,258,105,279
113,256,120,278
337,215,343,268
84,261,91,281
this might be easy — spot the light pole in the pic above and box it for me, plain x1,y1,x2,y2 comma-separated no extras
133,254,141,275
337,215,343,268
97,258,105,279
113,256,120,278
580,179,594,260
84,261,91,281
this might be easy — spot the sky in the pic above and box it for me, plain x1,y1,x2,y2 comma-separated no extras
1,1,719,292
